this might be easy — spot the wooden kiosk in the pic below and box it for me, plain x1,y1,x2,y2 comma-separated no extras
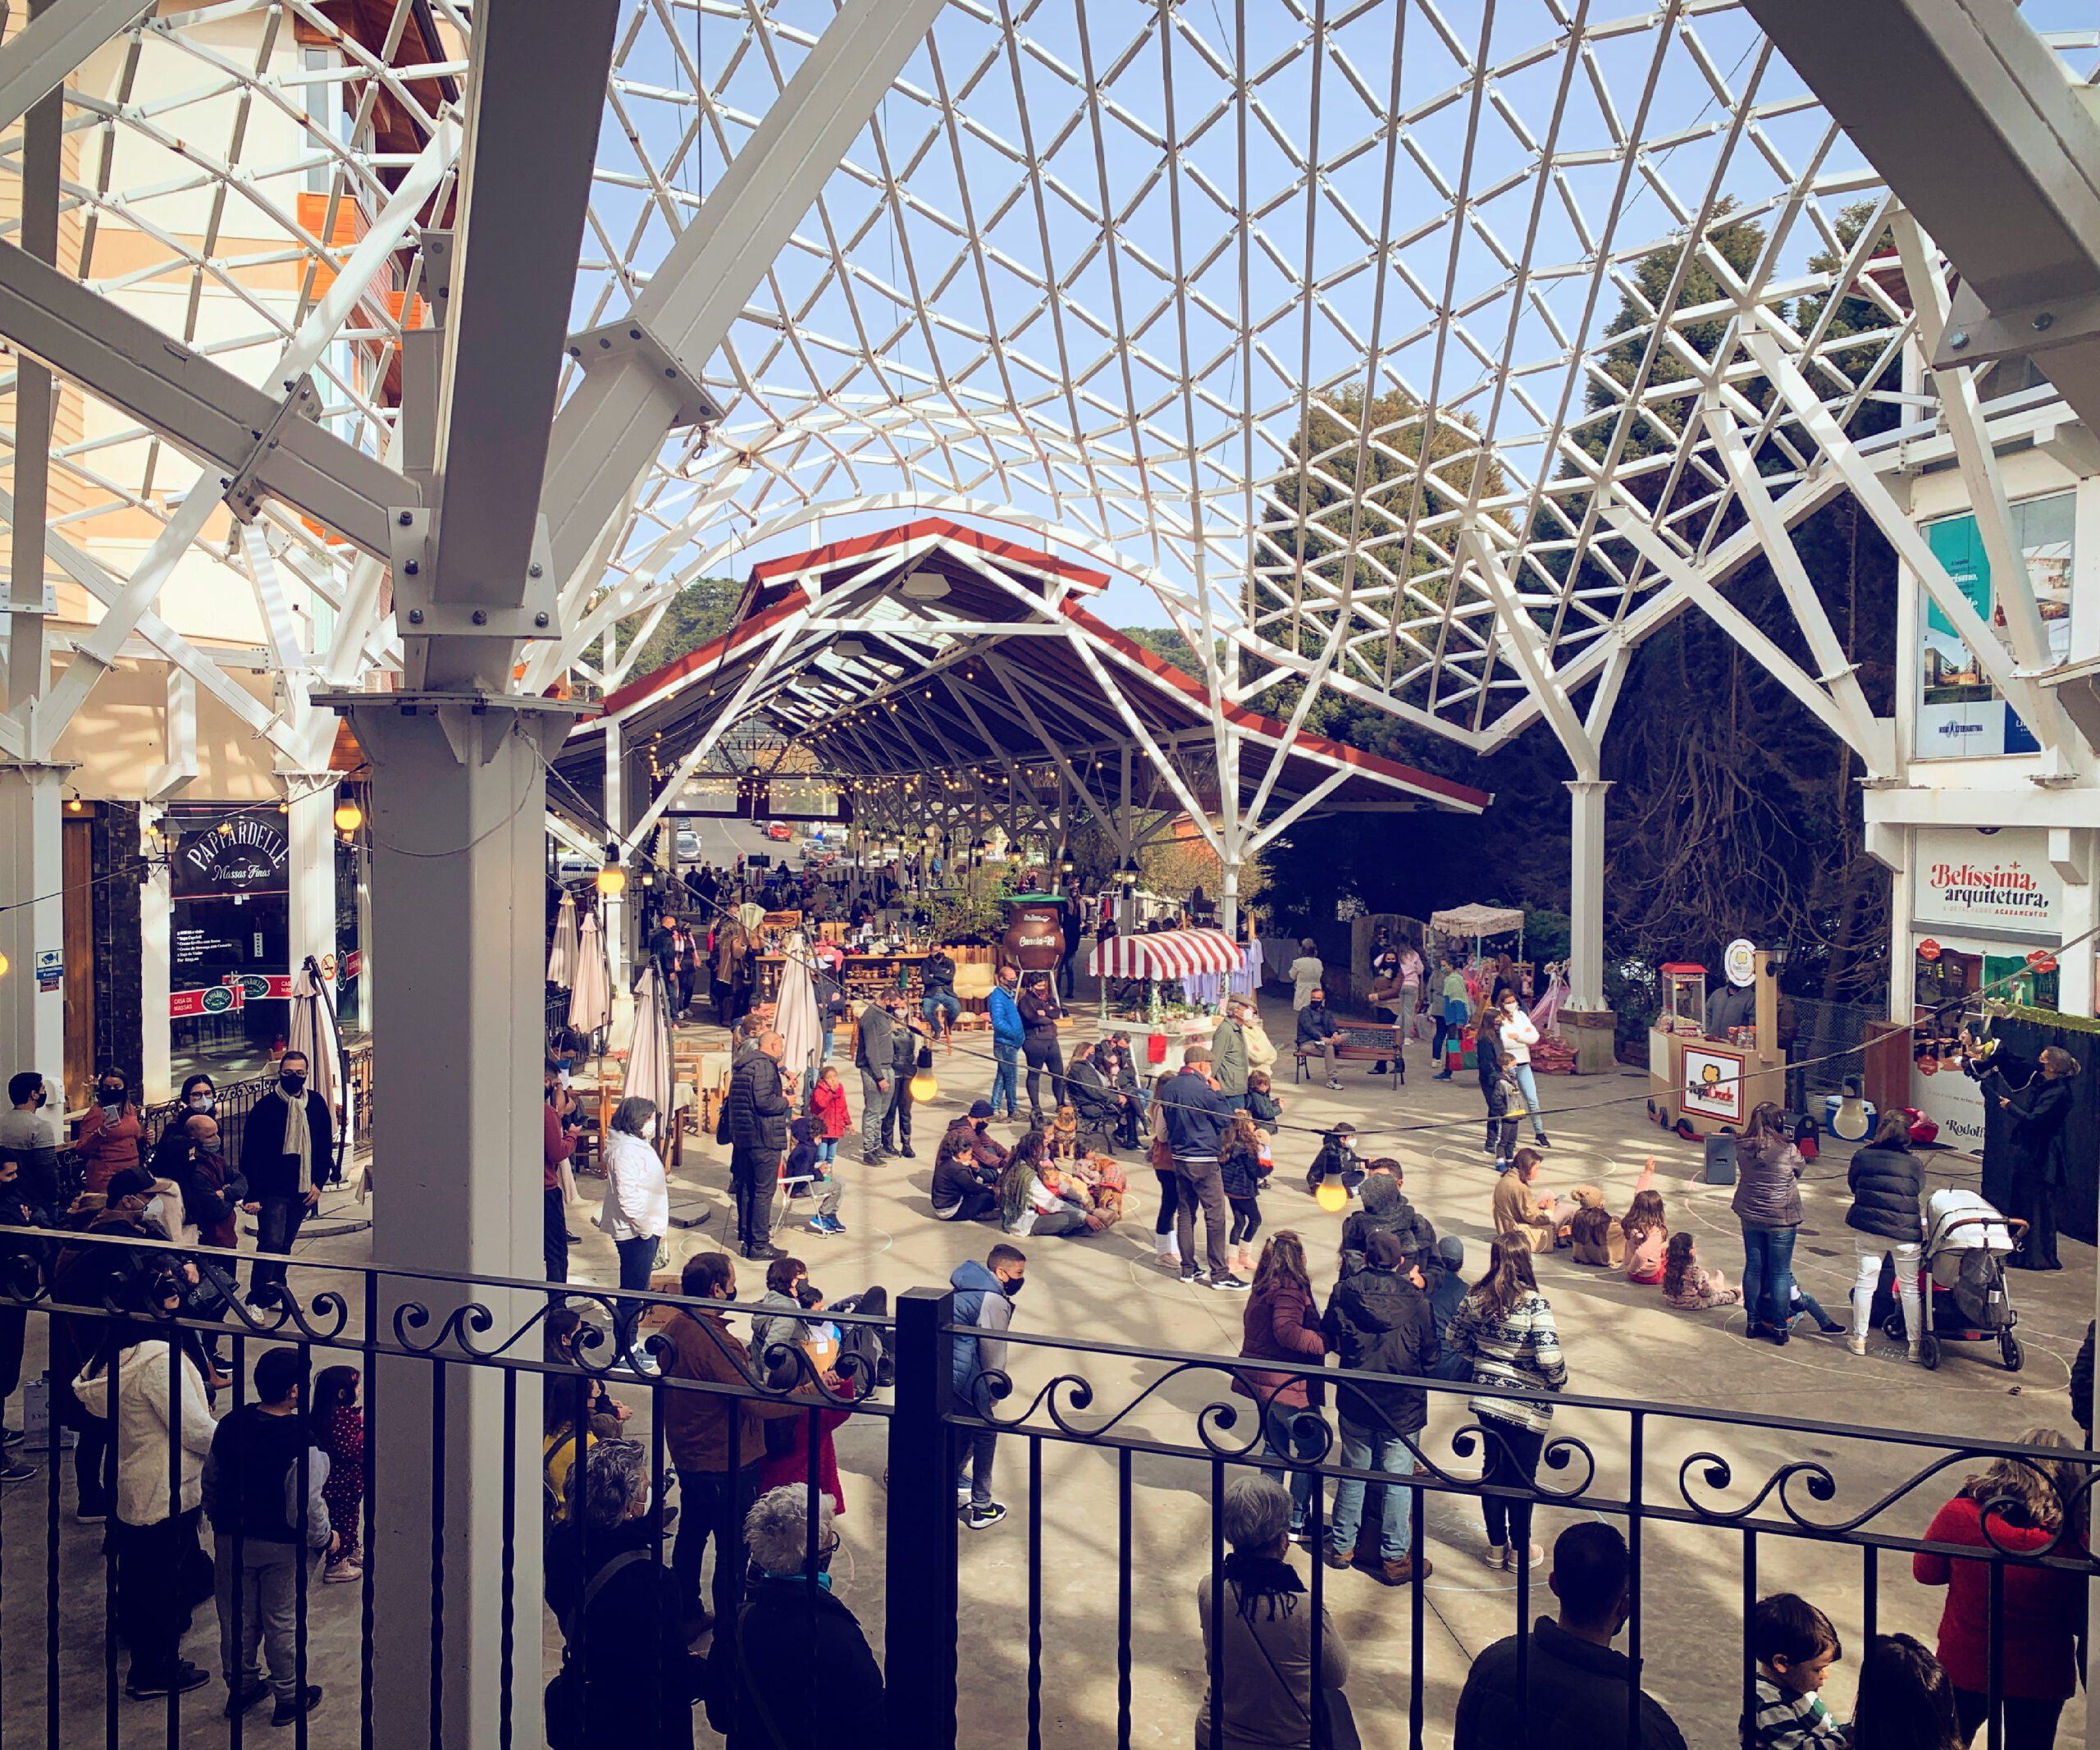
1648,948,1786,1137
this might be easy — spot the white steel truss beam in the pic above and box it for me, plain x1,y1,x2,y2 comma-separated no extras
536,0,947,590
0,0,153,135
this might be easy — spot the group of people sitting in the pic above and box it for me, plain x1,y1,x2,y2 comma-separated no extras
931,1103,1127,1239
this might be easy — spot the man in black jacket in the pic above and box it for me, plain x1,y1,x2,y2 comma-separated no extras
1159,1047,1242,1291
1065,1043,1125,1154
705,1483,883,1748
1322,1231,1436,1584
881,996,924,1160
1297,988,1345,1091
851,997,897,1167
1340,1163,1438,1277
239,1052,332,1309
1454,1523,1687,1750
921,947,961,1047
203,1346,335,1725
728,1034,791,1263
1016,973,1065,1124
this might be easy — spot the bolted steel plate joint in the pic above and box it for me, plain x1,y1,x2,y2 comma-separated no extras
471,610,488,626
535,612,550,628
407,609,424,625
1947,331,1968,350
404,560,418,575
399,510,413,525
528,563,543,578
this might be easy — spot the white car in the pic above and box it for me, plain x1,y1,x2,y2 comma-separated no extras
675,829,701,860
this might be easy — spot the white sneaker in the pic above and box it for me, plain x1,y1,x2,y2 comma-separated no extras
1847,1336,1866,1356
1479,1543,1506,1569
1326,1080,1345,1091
1907,1342,1923,1362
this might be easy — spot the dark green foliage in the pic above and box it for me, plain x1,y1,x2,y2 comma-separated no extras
611,576,742,684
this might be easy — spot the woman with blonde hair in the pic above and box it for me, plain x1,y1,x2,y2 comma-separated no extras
1914,1426,2087,1748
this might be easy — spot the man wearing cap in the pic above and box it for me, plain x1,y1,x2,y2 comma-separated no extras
1321,1229,1437,1584
932,1103,1005,1222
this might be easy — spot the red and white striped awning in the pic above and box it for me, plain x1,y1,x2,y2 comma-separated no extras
1089,928,1242,980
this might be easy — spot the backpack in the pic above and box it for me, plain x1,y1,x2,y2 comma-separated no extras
542,1548,649,1750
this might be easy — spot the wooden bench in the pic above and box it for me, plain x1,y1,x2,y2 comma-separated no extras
1294,1021,1405,1088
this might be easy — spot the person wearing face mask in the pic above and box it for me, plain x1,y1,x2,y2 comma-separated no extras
150,1077,218,1192
171,1115,244,1252
705,1484,885,1747
727,1033,792,1263
0,1071,62,1223
950,1243,1026,1531
595,1097,671,1355
542,1439,706,1750
77,1065,144,1195
239,1051,333,1310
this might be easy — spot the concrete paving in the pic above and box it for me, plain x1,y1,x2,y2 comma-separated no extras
3,985,2091,1748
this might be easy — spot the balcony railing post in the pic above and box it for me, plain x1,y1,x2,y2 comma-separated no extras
885,1286,957,1750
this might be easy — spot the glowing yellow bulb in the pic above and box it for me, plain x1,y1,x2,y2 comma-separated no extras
596,864,628,896
1313,1179,1349,1213
909,1072,939,1103
0,948,9,977
333,802,363,832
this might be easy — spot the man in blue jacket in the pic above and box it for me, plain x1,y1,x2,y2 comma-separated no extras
985,964,1024,1121
949,1244,1025,1531
1159,1045,1244,1291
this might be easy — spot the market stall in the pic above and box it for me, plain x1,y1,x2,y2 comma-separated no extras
1430,904,1525,961
1090,927,1242,1022
1647,945,1786,1140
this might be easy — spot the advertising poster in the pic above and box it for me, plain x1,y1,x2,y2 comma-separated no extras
1911,827,2062,941
1680,1046,1746,1122
1916,493,2074,758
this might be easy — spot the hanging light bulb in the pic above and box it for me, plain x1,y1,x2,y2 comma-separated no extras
596,841,627,896
332,797,363,833
0,948,9,978
909,1044,938,1103
1313,1163,1351,1214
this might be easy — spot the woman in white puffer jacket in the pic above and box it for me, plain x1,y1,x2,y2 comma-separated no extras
74,1276,219,1698
595,1096,670,1361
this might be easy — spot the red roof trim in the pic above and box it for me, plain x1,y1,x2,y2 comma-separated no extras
1062,605,1491,809
747,517,1111,591
598,596,805,719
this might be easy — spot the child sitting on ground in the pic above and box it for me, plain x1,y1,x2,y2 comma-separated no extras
1491,1146,1566,1253
1568,1158,1657,1268
1749,1592,1847,1749
1662,1231,1743,1310
1303,1122,1363,1199
1621,1184,1669,1285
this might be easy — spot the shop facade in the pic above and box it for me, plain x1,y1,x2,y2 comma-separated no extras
1874,450,2100,1153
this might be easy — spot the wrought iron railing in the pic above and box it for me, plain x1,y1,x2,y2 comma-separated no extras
0,1233,2089,1750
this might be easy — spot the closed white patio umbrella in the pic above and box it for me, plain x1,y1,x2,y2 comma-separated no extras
775,931,822,1100
625,962,676,1122
287,957,344,1180
548,889,579,989
568,910,611,1039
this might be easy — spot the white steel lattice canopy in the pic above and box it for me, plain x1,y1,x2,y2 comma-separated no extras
0,0,2095,774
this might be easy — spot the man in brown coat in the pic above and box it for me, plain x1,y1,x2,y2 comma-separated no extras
660,1250,806,1638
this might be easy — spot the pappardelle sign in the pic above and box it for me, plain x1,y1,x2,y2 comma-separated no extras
1680,1045,1746,1122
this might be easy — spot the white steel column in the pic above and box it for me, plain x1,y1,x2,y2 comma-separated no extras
603,715,628,994
139,805,171,1102
0,763,65,1084
340,694,568,1750
285,784,336,982
1567,780,1613,1012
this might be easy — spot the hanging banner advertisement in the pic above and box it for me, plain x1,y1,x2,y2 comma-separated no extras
1911,827,2063,940
1915,492,2074,759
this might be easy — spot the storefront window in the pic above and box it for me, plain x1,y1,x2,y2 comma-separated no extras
1916,491,2075,757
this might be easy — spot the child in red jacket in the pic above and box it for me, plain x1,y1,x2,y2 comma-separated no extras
810,1065,851,1166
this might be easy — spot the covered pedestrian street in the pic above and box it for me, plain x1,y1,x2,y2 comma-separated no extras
555,516,1490,944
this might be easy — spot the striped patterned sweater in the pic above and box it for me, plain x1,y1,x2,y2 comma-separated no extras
1445,1289,1568,1432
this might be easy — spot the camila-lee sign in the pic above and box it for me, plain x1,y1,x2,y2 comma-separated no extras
1911,828,2062,941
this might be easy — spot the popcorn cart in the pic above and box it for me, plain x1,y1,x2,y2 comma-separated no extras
1648,955,1784,1140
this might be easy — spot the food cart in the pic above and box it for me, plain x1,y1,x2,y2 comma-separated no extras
1648,951,1786,1138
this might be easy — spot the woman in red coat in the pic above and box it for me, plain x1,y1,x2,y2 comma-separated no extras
1231,1229,1326,1539
76,1067,143,1195
1913,1427,2085,1750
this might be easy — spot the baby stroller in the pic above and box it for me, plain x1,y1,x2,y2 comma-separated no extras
1885,1189,2025,1372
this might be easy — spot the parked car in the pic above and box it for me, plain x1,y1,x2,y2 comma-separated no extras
675,829,701,860
765,822,792,841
